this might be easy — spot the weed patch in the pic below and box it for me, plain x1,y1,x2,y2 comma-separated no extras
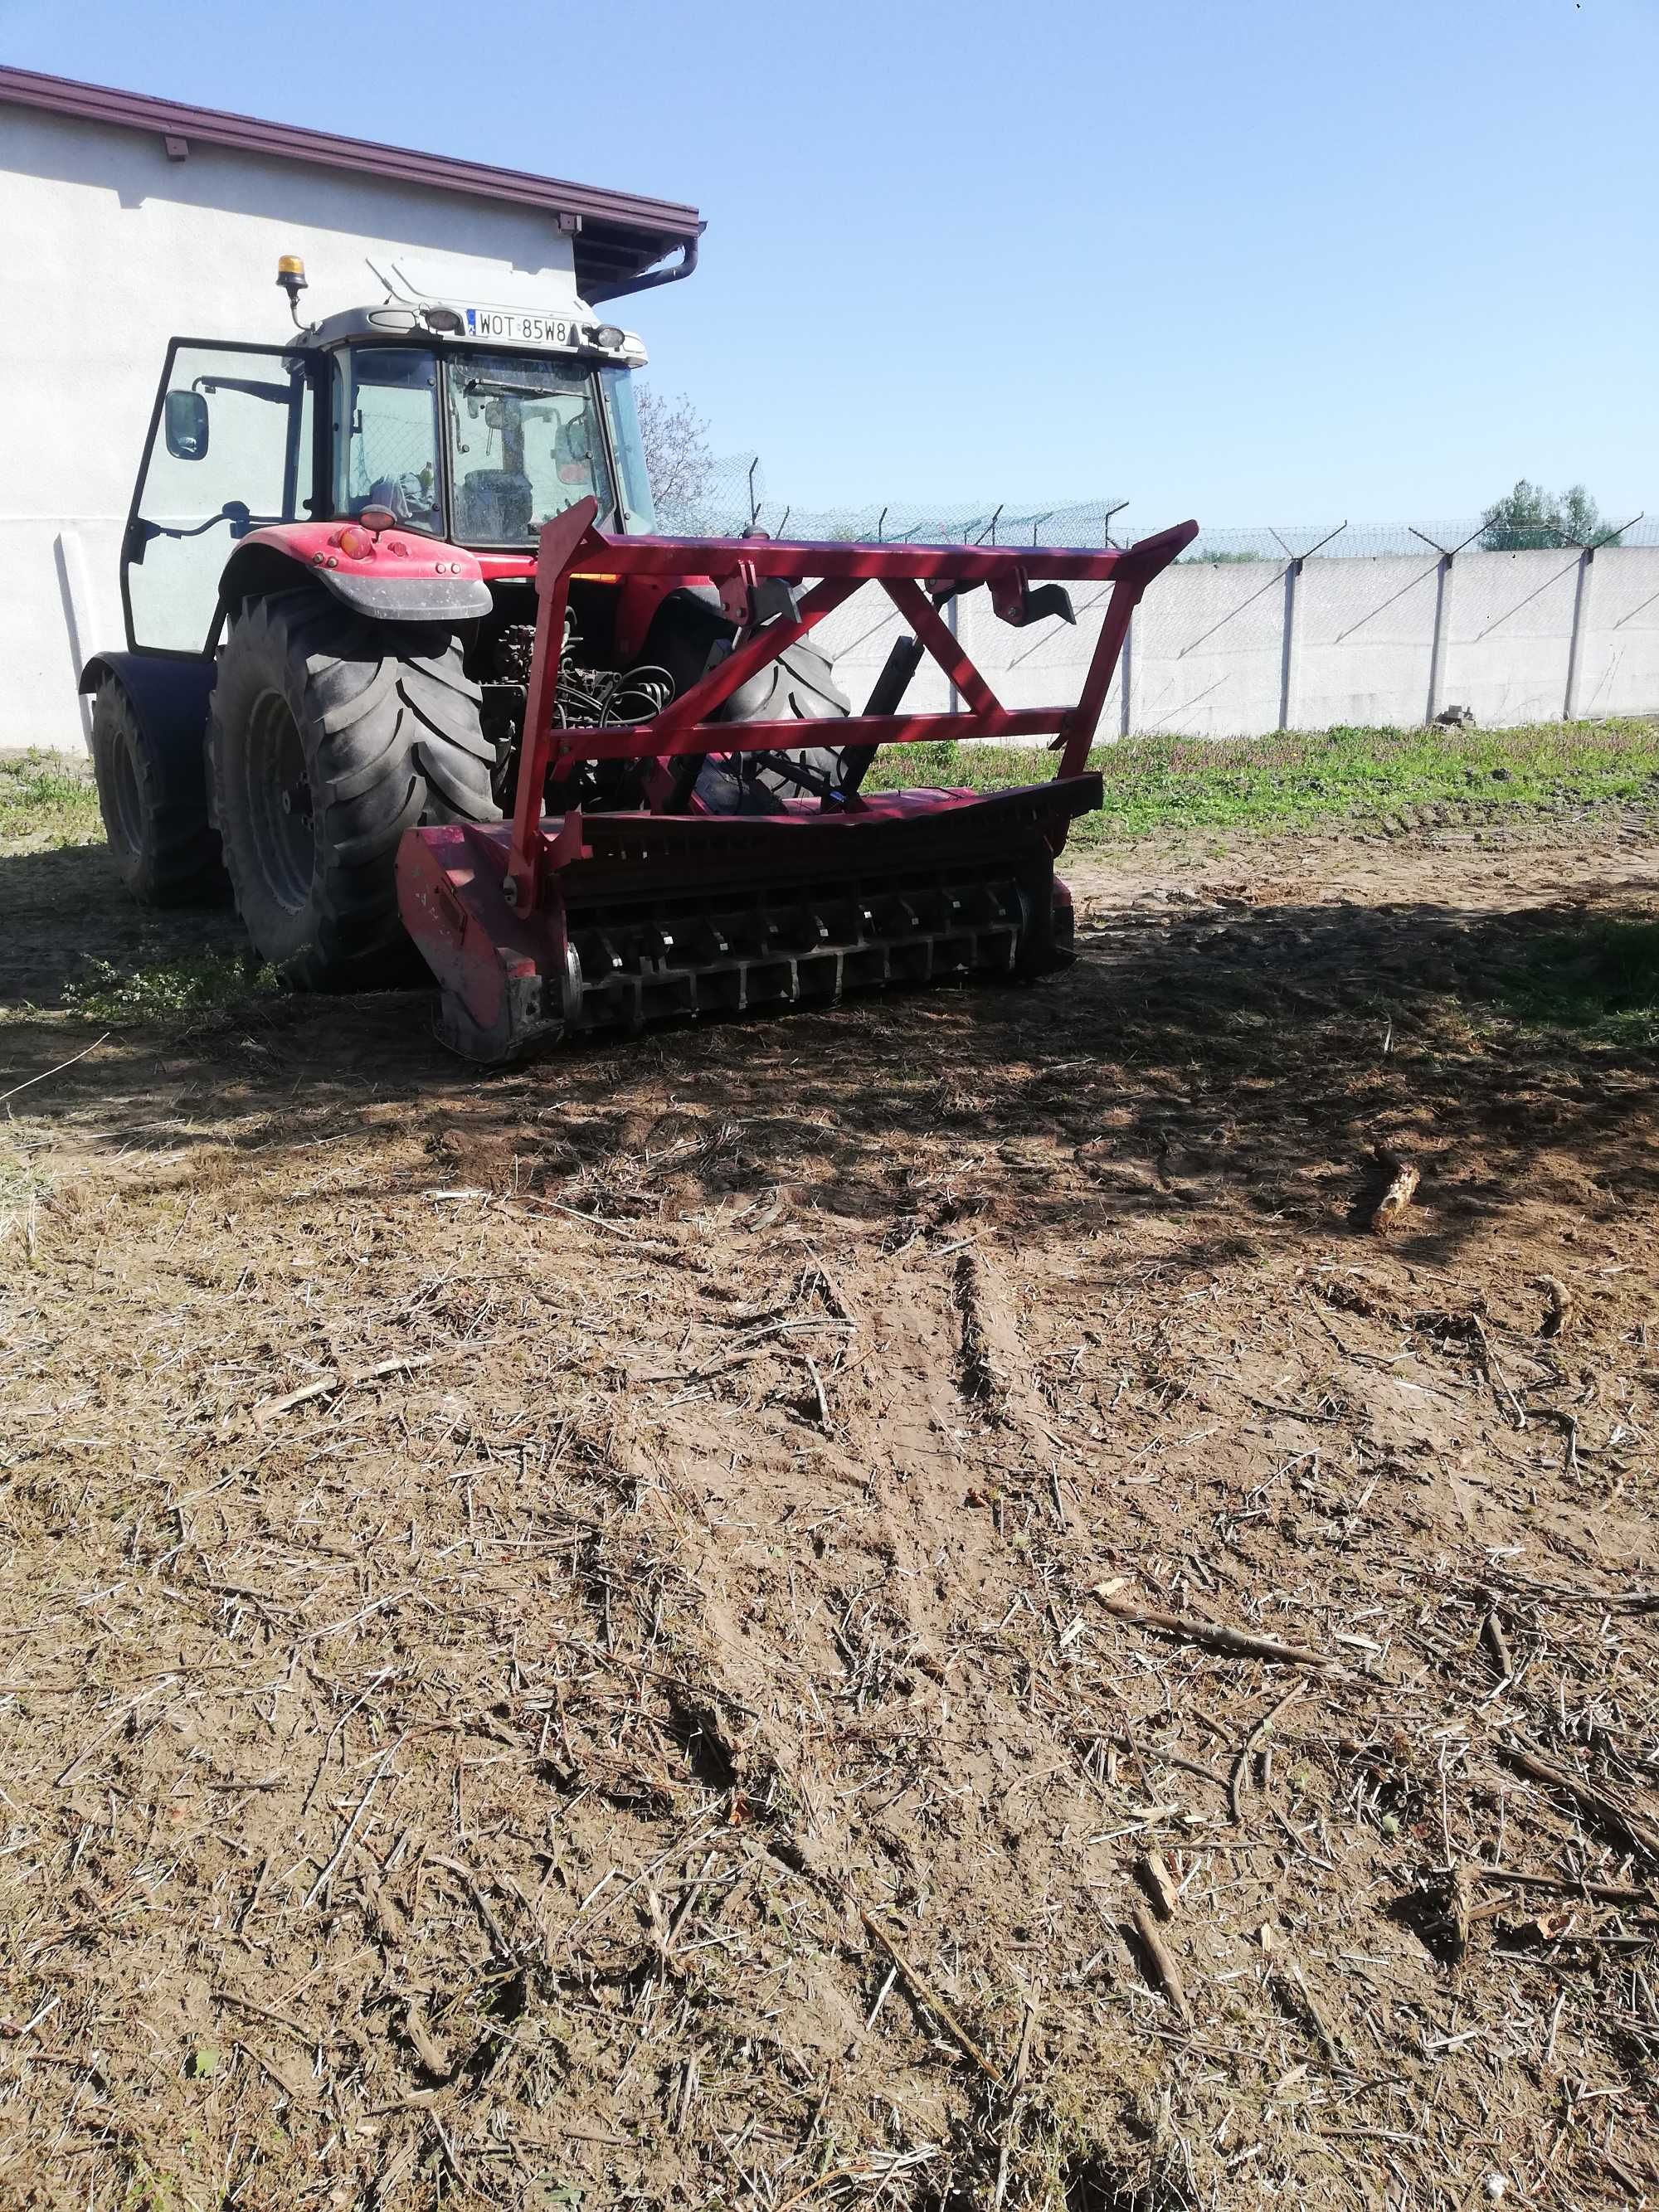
865,718,1659,843
61,952,276,1026
0,748,100,848
5,727,1658,873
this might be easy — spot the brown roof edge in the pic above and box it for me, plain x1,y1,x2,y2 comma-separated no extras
0,64,703,290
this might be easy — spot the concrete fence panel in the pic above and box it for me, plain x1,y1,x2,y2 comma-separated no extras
1446,550,1583,727
1574,546,1659,720
1130,560,1288,737
954,579,1121,725
1295,556,1439,732
822,542,1659,750
815,584,952,714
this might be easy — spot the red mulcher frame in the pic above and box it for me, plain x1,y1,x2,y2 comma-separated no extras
397,500,1197,1062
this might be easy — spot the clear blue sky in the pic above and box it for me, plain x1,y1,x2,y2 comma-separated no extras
3,0,1655,532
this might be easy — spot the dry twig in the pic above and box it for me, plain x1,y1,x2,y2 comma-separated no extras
857,1908,1001,2083
1092,1589,1333,1670
254,1354,435,1423
1228,1679,1306,1823
1499,1742,1659,1864
1127,1903,1191,2022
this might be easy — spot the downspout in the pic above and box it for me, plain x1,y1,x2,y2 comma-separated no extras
586,233,703,307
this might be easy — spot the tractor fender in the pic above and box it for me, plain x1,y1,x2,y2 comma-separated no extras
78,649,217,858
220,524,494,625
77,647,216,751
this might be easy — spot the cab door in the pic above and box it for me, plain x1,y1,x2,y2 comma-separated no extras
122,340,317,655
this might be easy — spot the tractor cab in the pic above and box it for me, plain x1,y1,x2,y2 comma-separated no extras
317,309,655,550
120,259,655,658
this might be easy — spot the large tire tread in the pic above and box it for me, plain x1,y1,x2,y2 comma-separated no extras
699,639,854,813
89,678,224,906
208,589,497,989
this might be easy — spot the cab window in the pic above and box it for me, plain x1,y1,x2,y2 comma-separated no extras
446,352,616,544
333,347,442,532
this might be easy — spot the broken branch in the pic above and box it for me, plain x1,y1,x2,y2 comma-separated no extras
1092,1589,1334,1670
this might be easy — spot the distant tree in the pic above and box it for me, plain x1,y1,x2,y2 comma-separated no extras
1556,484,1620,547
1481,480,1623,551
635,386,713,523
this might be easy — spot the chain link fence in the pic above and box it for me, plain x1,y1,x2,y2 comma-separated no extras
662,455,1656,559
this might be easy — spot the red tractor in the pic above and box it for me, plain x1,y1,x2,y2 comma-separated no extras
83,255,1194,1060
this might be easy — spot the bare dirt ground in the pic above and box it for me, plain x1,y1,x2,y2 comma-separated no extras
2,805,1657,2210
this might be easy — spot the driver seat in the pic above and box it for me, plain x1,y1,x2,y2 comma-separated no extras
456,469,534,543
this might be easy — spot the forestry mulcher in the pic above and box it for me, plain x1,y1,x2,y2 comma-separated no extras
82,231,1194,1062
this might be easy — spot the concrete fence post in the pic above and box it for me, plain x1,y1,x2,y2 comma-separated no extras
945,590,961,715
1563,545,1595,722
1425,552,1454,722
1277,557,1303,732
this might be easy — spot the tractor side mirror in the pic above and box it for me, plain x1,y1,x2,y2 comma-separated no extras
164,389,210,461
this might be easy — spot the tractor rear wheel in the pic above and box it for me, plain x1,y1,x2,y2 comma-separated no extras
698,639,854,811
208,588,498,989
640,600,853,813
90,677,224,904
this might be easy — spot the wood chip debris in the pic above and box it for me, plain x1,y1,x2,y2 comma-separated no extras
254,1354,436,1423
1136,1850,1180,1920
1369,1143,1420,1234
1535,1275,1572,1339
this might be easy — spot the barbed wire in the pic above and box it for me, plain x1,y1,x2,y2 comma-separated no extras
664,456,1133,547
659,456,1657,557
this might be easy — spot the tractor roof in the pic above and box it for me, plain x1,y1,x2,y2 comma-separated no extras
303,259,649,366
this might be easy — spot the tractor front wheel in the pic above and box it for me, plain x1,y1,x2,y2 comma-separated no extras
208,589,498,989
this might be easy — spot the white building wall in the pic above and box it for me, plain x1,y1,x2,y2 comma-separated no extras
1,105,580,747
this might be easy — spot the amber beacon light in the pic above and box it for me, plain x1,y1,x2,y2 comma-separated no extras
275,254,308,323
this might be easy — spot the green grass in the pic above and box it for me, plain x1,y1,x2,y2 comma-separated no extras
1501,917,1659,1048
7,725,1658,865
61,952,276,1026
863,718,1659,844
0,749,101,847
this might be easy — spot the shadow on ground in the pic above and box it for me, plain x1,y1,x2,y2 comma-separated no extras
3,833,1656,1273
0,841,246,1006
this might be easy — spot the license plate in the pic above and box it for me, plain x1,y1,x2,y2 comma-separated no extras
463,309,576,347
